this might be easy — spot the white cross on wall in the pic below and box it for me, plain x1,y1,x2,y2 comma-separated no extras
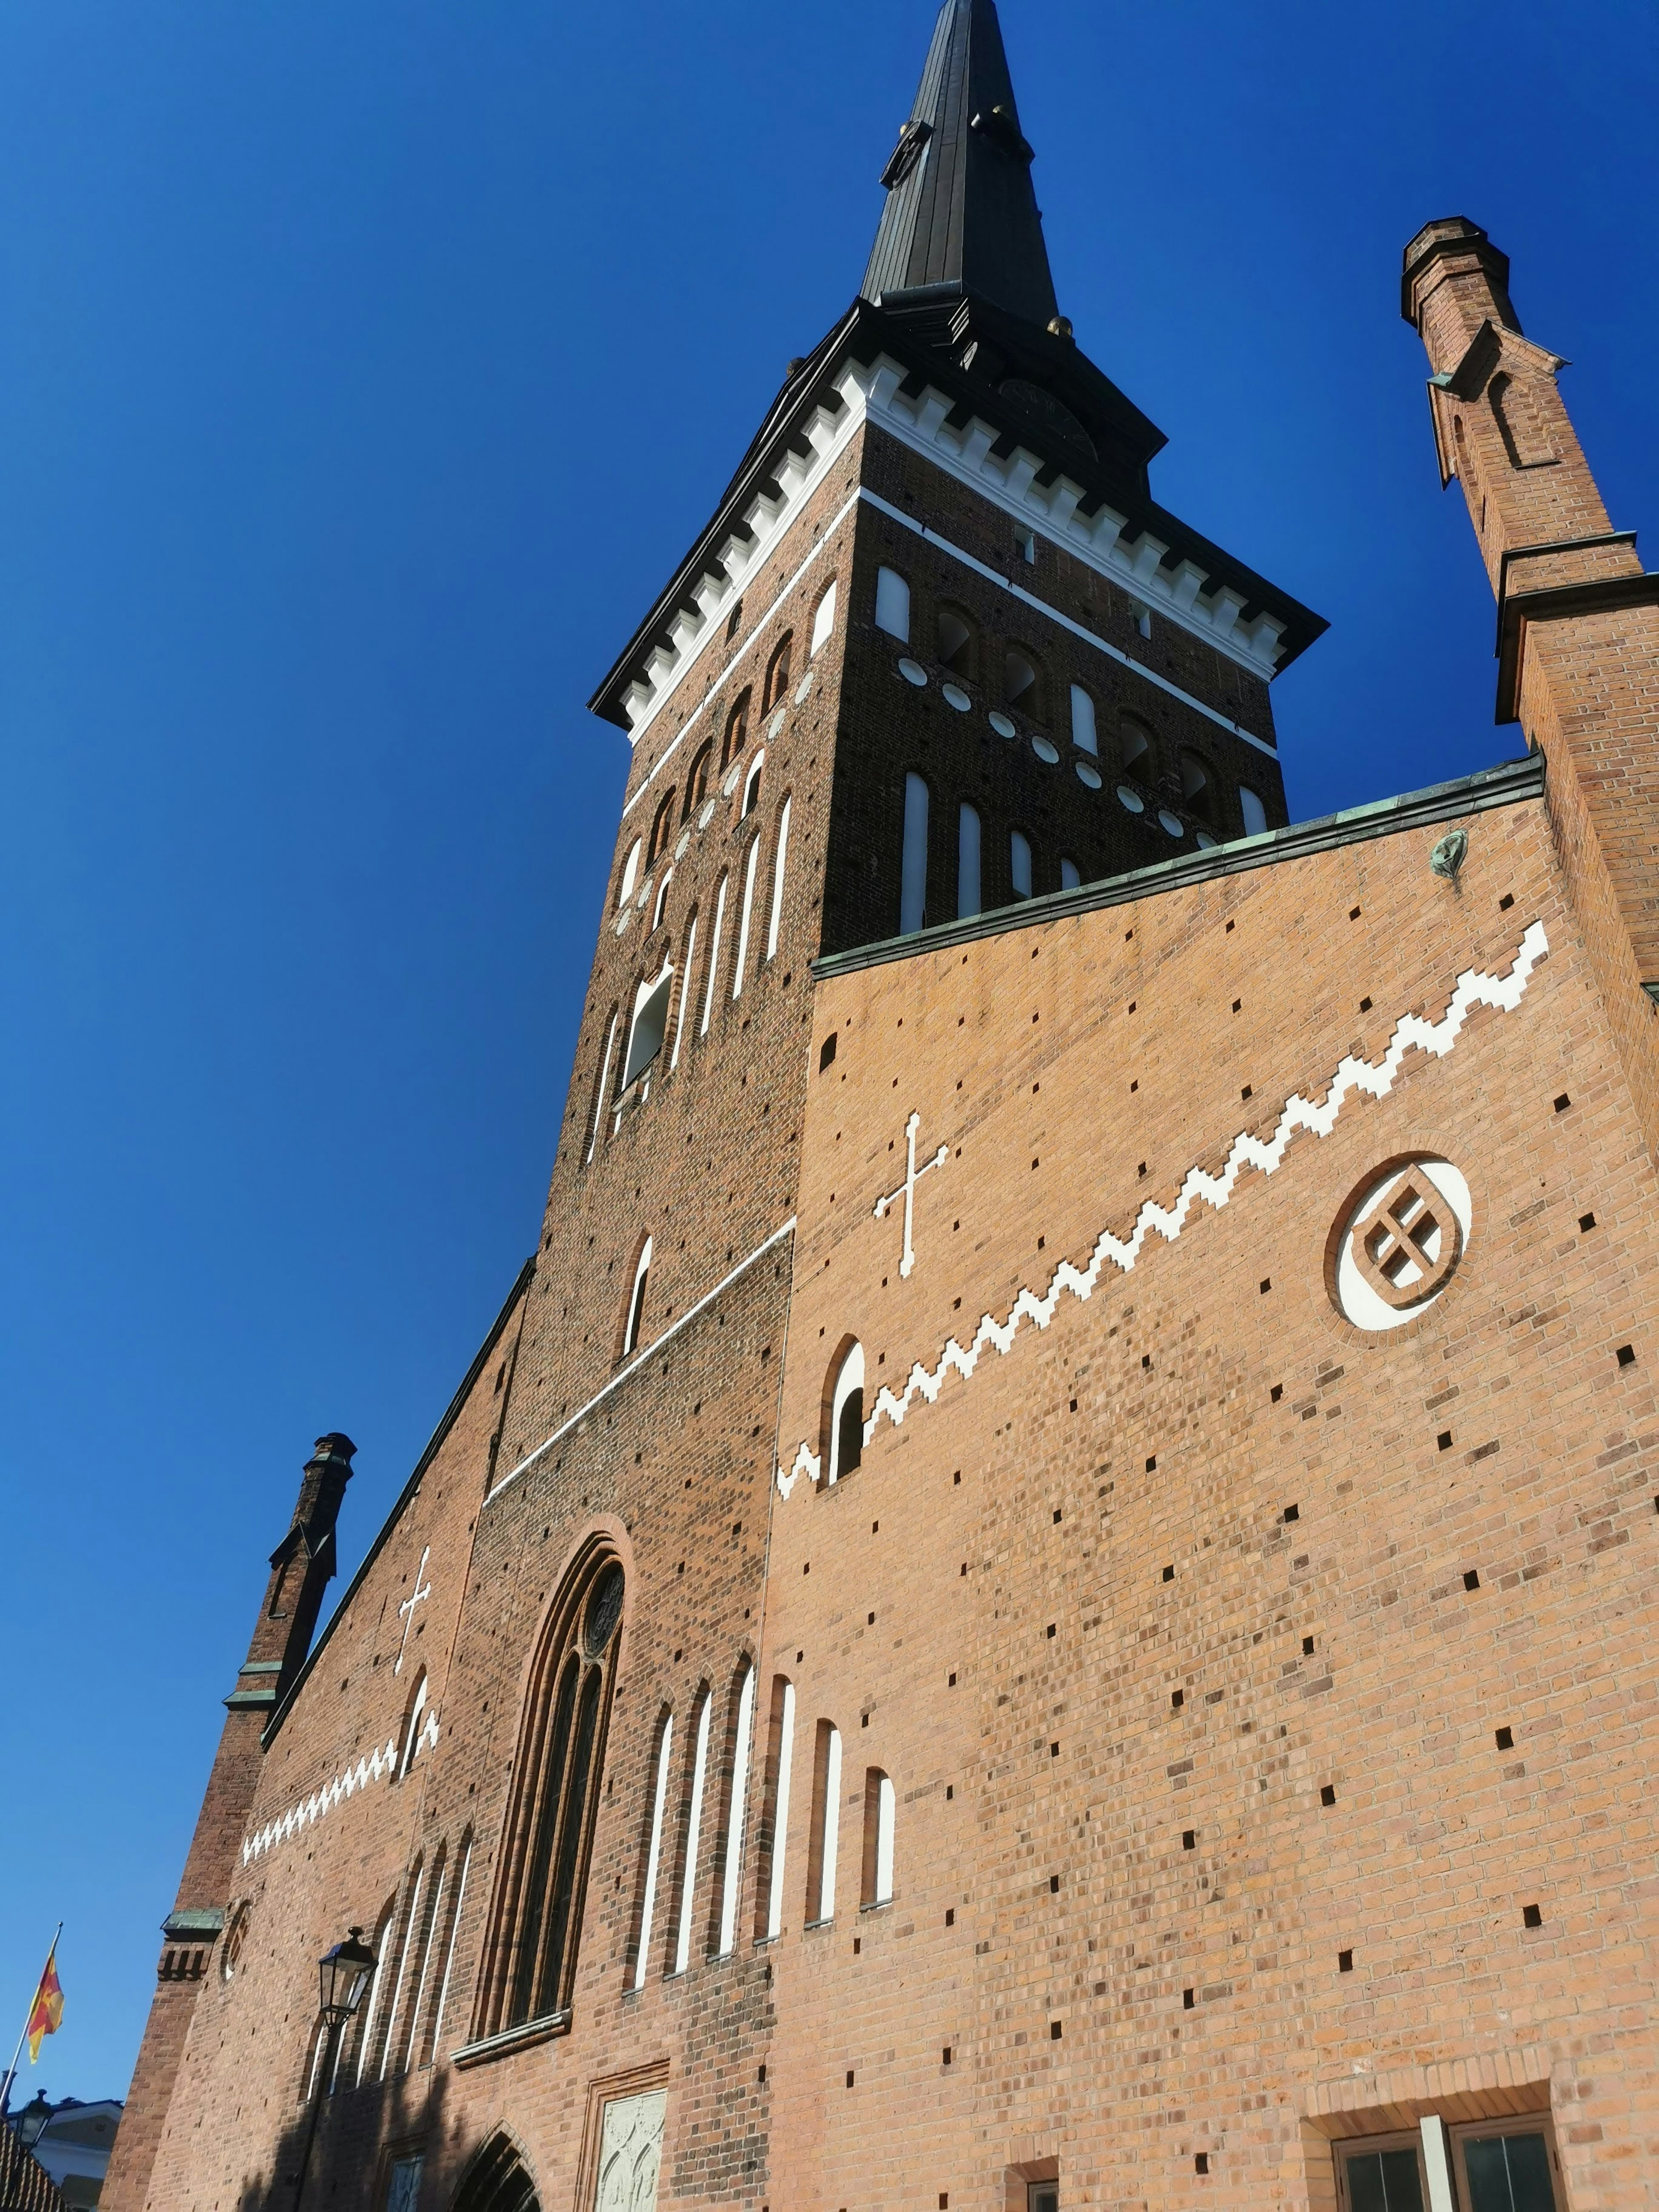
873,1111,950,1279
394,1546,432,1675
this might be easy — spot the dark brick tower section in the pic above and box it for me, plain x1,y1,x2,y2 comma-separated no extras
1403,218,1659,1159
102,1436,355,2212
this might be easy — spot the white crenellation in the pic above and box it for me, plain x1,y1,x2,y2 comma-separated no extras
777,922,1550,1499
241,1703,441,1866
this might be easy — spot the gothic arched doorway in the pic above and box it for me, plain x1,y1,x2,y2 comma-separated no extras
453,2134,539,2212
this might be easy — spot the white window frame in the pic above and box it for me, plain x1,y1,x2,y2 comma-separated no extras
1240,784,1268,836
815,1725,841,1924
1070,683,1098,754
765,797,791,959
741,748,765,820
632,1714,674,1991
871,1771,895,1906
587,1011,620,1163
427,1839,471,2060
699,876,728,1034
673,1690,712,1975
670,914,697,1068
874,566,911,643
827,1341,864,1484
810,579,838,658
617,838,642,910
715,1664,756,1957
732,837,760,999
765,1679,795,1941
623,1237,653,1355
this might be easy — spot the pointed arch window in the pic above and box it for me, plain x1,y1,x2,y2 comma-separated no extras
1010,830,1033,900
763,634,794,712
715,1661,757,1958
1120,714,1154,780
901,773,929,934
616,839,642,912
732,836,760,999
759,1676,796,1942
957,803,982,919
1179,752,1213,825
397,1670,429,1780
623,1238,652,1357
670,913,697,1069
622,966,674,1089
672,1688,713,1976
722,691,752,771
683,738,715,820
741,751,765,820
1003,649,1038,711
700,875,729,1034
875,566,911,643
631,1713,674,1991
1239,784,1268,837
422,1832,472,2066
810,580,838,659
936,607,975,678
1069,684,1098,754
476,1551,625,2039
646,791,676,867
765,797,792,960
824,1339,865,1484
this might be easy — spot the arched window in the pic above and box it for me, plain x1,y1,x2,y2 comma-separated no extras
861,1770,896,1908
758,1675,796,1942
1179,752,1213,824
477,1550,626,2037
1059,856,1081,890
721,691,751,772
741,752,764,819
395,1841,447,2076
714,1661,757,1958
1003,649,1038,711
875,566,910,643
651,870,673,933
672,1688,712,1976
646,792,675,867
1010,830,1033,900
699,874,729,1034
631,1713,674,1991
1069,684,1098,754
682,739,715,821
378,1856,426,2080
348,1899,397,2087
420,1831,471,2067
1239,785,1268,837
731,836,760,1000
453,2134,541,2212
824,1339,864,1484
397,1669,429,1781
586,1007,620,1165
616,838,642,911
806,1719,841,1925
765,797,791,960
763,634,794,712
623,1237,652,1357
810,580,838,659
901,773,929,934
622,966,674,1088
936,607,975,678
957,803,982,919
1120,713,1154,780
670,912,697,1069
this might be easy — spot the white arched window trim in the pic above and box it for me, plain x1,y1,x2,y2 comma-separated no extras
622,964,674,1090
828,1341,865,1484
731,837,760,1000
765,1679,795,1942
623,1236,653,1356
673,1690,712,1976
617,838,642,911
401,1848,447,2076
741,748,766,820
874,566,910,643
587,1011,620,1164
632,1713,674,1991
716,1664,756,1957
699,877,728,1035
427,1838,471,2060
398,1675,429,1780
353,1903,395,2085
810,579,838,658
651,869,673,932
378,1861,425,2081
765,798,791,960
670,914,697,1069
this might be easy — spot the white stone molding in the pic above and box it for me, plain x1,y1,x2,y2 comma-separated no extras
777,921,1549,1498
242,1702,441,1866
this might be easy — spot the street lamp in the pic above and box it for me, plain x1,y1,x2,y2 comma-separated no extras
290,1927,376,2212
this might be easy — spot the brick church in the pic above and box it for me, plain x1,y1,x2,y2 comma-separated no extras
105,5,1659,2210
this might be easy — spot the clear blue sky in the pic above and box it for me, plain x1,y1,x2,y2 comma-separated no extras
1,0,1654,2105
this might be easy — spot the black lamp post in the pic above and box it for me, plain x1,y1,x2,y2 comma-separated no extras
290,1926,376,2212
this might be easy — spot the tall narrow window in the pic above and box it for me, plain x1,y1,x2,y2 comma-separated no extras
651,869,673,933
732,838,760,999
810,581,838,658
741,753,765,819
1120,714,1154,779
1010,830,1033,899
477,1551,625,2037
351,1900,397,2086
623,1237,652,1357
586,1011,619,1164
672,1690,712,1976
631,1714,674,1992
397,1671,429,1780
1070,684,1098,754
937,608,974,677
683,738,714,820
398,1844,447,2076
957,804,982,919
622,967,674,1088
761,1677,795,1942
901,773,929,934
861,1770,896,1907
826,1340,864,1484
617,839,642,911
1180,752,1213,825
647,792,676,866
700,875,728,1034
765,798,791,960
1060,856,1081,890
1004,651,1037,709
722,692,751,771
1239,785,1268,837
763,634,793,712
670,914,697,1068
423,1835,471,2066
715,1662,756,1957
806,1721,841,1925
875,567,911,642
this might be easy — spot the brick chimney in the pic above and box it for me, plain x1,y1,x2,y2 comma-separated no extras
102,1437,356,2212
1403,216,1659,1155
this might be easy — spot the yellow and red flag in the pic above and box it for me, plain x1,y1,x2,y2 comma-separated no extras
25,1947,63,2063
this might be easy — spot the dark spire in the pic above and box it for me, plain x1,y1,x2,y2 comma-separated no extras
863,0,1058,330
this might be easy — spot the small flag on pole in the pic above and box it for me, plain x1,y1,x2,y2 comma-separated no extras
25,1948,63,2063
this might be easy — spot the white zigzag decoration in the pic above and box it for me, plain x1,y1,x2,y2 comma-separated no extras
777,921,1549,1499
241,1706,440,1866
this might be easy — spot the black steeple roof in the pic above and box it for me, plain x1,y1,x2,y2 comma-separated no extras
863,0,1058,331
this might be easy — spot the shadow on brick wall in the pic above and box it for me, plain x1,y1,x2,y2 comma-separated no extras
233,2064,463,2212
